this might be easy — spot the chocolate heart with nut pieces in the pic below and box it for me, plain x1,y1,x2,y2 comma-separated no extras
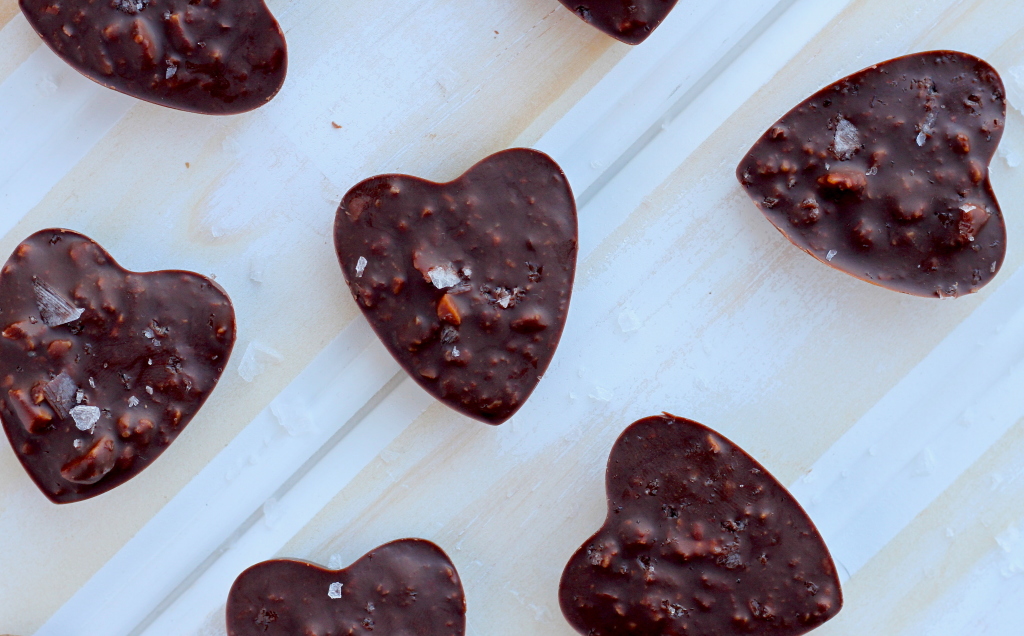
558,0,680,45
737,51,1006,298
334,148,578,424
226,539,466,636
0,229,235,503
559,414,842,636
20,0,287,114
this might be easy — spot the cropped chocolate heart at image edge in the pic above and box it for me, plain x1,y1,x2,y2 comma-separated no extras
559,414,842,636
226,538,466,636
736,50,1006,298
19,0,288,115
0,229,236,503
334,148,578,425
558,0,681,45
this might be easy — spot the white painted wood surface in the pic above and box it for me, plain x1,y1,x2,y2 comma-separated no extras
2,0,1024,634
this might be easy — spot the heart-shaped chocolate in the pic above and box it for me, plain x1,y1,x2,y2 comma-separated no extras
0,229,235,503
559,414,842,636
20,0,287,115
226,539,466,636
334,148,577,424
737,51,1006,298
558,0,679,45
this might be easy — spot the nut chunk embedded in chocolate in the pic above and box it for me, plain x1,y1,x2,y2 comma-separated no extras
559,414,842,636
736,51,1006,298
226,539,466,636
334,148,578,424
20,0,287,114
557,0,680,45
0,229,235,503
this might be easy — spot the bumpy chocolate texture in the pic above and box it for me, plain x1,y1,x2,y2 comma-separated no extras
227,539,466,636
20,0,287,114
334,148,577,424
558,0,679,45
559,414,842,635
0,229,235,503
737,51,1006,298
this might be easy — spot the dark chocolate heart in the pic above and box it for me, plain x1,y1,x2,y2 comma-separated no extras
0,229,235,503
226,539,466,636
559,414,842,636
736,51,1006,298
334,148,578,425
557,0,679,45
20,0,287,115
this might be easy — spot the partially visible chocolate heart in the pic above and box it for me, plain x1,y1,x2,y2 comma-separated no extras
736,51,1006,298
0,229,235,503
559,414,842,636
20,0,287,115
558,0,679,45
226,539,466,636
334,148,578,424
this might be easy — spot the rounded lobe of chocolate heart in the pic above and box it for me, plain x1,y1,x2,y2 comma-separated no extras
20,0,287,115
226,538,466,636
557,0,680,45
334,148,578,425
736,51,1006,298
0,229,235,503
559,414,842,636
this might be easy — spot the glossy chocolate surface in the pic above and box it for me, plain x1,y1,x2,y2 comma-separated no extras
0,229,235,503
227,539,466,636
20,0,287,114
334,148,577,424
558,0,679,45
559,414,842,635
737,51,1006,298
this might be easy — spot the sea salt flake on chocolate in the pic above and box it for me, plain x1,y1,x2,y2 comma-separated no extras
831,117,860,160
33,280,84,326
127,395,139,408
427,264,461,289
328,582,344,599
42,371,78,419
70,405,101,432
355,256,368,278
826,250,838,262
165,62,177,80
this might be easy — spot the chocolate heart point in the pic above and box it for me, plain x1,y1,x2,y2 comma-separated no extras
0,229,235,503
559,414,842,635
558,0,680,45
227,539,466,635
737,51,1006,298
334,148,578,424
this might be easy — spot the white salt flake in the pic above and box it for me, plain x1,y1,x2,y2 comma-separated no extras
75,389,84,404
617,309,641,333
143,328,155,339
427,264,461,289
73,439,84,449
831,117,860,160
88,377,96,388
70,405,101,432
462,267,472,278
33,280,84,327
452,346,460,358
589,386,613,402
355,256,368,277
916,112,936,147
271,397,316,436
238,341,283,382
328,582,344,599
165,62,177,79
127,395,139,408
327,554,344,569
145,385,154,395
826,250,838,262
